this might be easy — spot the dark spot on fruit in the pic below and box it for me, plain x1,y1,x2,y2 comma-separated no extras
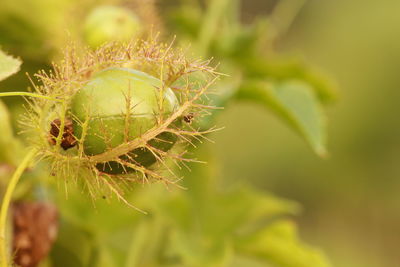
49,119,77,150
183,113,194,124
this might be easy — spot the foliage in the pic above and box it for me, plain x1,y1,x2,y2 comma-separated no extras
0,0,336,266
0,49,21,82
0,49,23,165
20,40,219,209
168,0,336,155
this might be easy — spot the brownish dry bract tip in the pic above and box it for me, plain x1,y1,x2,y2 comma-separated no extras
49,118,77,150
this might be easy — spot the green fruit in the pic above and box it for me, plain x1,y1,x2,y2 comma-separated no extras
70,67,179,174
83,5,141,48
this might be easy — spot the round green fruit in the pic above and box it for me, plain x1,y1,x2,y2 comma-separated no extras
70,67,179,174
83,5,141,48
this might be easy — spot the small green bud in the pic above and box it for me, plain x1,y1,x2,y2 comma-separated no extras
83,6,141,48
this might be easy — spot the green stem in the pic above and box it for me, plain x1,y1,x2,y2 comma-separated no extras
269,0,307,40
0,148,37,267
0,92,61,102
197,0,231,55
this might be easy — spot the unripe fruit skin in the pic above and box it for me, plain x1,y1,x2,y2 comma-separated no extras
71,67,179,173
84,6,141,48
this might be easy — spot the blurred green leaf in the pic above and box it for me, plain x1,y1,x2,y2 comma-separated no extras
235,220,331,267
50,220,94,267
0,1,338,266
220,187,300,234
200,187,300,239
0,0,78,61
230,256,274,267
167,229,232,267
237,79,327,156
167,5,202,39
53,184,173,267
159,184,300,267
197,78,241,131
241,57,337,104
0,99,22,164
0,49,21,81
210,17,269,61
0,100,14,142
168,0,334,156
124,220,155,267
196,0,232,55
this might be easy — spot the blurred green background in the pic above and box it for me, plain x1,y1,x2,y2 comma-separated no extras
1,0,399,266
214,0,400,266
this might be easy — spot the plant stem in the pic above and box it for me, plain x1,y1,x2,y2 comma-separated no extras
269,0,307,40
0,92,61,102
197,0,231,55
0,148,37,267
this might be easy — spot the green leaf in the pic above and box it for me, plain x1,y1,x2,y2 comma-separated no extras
230,256,275,267
159,185,300,267
237,79,327,156
50,220,94,267
201,187,300,239
167,229,233,267
168,5,203,39
0,100,13,142
53,185,170,267
235,220,331,267
0,99,22,164
240,57,337,104
0,49,21,81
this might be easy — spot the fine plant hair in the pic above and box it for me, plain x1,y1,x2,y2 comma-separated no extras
20,38,221,210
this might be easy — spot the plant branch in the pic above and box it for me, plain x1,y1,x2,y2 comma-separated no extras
0,92,62,102
270,0,307,40
0,148,37,267
197,0,231,55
